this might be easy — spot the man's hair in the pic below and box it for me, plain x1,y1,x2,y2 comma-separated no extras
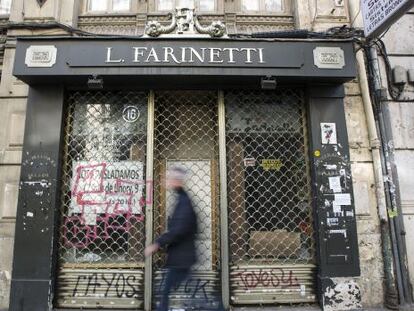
168,166,187,182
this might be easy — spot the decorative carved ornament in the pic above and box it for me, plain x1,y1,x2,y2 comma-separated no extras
145,7,226,38
37,0,48,7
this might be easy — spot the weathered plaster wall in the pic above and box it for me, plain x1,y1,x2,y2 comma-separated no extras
0,0,67,307
0,44,27,311
379,9,414,301
0,43,27,308
345,79,385,308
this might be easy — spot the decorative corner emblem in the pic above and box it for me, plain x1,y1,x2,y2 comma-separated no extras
145,7,226,38
37,0,48,7
313,47,345,69
25,45,57,68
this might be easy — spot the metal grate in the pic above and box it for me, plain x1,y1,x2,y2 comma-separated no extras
152,91,222,309
54,89,316,308
225,89,316,304
56,91,148,309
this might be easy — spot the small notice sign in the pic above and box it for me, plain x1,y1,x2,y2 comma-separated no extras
362,0,414,38
244,158,256,167
25,45,57,68
313,47,345,69
329,176,342,193
260,159,283,171
334,193,352,206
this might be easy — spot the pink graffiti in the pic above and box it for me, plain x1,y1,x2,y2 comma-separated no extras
63,162,153,248
63,208,145,248
72,163,106,197
236,268,300,290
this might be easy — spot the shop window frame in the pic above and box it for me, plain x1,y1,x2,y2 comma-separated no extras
0,0,12,16
81,0,136,15
150,0,221,14
238,0,292,16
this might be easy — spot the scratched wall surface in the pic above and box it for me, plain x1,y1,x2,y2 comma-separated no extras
344,80,385,308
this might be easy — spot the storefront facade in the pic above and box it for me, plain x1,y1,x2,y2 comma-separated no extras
7,35,362,311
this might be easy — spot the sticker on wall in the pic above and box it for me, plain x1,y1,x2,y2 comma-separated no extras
327,217,339,227
329,229,347,238
243,158,256,167
332,204,342,214
346,211,354,218
328,176,342,193
314,150,321,157
321,122,337,145
123,106,140,123
260,159,283,171
334,193,351,206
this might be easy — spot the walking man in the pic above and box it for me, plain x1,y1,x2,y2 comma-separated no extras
145,166,198,311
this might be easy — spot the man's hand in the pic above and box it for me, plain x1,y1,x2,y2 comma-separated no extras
144,243,160,257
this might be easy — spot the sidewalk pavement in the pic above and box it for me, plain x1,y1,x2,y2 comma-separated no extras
0,309,399,311
0,308,405,311
232,308,392,311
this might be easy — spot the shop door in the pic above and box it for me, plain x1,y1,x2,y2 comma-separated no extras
56,91,148,309
225,90,317,304
152,91,221,310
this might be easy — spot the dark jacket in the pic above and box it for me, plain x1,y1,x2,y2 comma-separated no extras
156,188,198,268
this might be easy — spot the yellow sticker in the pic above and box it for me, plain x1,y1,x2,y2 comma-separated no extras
260,159,283,171
314,150,321,157
388,209,398,218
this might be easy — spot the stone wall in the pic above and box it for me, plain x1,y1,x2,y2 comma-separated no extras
381,9,414,300
0,26,26,311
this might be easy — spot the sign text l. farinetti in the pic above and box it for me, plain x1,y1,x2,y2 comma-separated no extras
105,46,265,64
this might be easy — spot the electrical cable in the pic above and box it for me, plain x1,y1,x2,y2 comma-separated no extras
0,20,411,102
0,21,144,38
372,38,414,103
250,25,365,40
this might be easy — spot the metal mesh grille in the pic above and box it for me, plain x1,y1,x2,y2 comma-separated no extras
152,91,221,308
57,91,148,309
225,89,314,263
225,89,316,304
54,89,315,307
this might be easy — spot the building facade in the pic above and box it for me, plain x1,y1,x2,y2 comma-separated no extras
369,6,414,308
0,0,411,310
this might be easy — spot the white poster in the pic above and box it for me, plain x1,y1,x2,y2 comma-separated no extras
70,161,145,224
333,204,342,214
321,123,337,145
334,193,352,206
329,176,342,193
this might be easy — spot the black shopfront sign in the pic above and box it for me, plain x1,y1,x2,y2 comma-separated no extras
14,38,356,84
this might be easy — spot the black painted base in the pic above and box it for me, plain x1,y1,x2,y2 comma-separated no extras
9,279,52,311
